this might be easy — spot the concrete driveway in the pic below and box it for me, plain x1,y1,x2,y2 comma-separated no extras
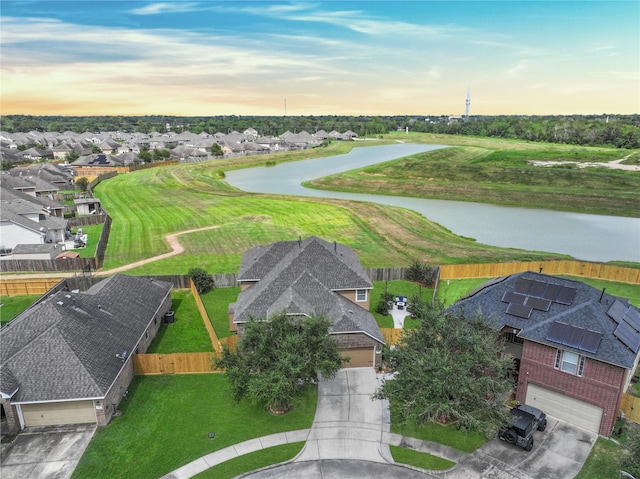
0,424,96,479
455,417,597,479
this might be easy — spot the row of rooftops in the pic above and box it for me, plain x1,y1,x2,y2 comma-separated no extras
1,129,358,166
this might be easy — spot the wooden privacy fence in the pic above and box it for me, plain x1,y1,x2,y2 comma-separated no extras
133,352,221,375
190,279,221,350
439,261,640,284
620,393,640,425
0,278,65,296
380,327,404,346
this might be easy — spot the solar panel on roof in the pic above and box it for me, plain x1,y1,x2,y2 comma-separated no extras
502,291,526,304
547,321,570,343
623,307,640,332
556,286,577,305
528,280,548,298
542,283,561,301
614,321,640,353
525,296,552,311
563,325,585,349
515,279,532,294
607,300,628,323
506,303,532,319
580,330,603,354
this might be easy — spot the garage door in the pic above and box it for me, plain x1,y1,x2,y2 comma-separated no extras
341,347,374,368
525,383,602,434
22,400,96,427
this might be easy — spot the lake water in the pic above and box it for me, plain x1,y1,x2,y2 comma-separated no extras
225,143,640,263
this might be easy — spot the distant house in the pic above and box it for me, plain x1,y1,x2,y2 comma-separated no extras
11,243,61,260
448,271,640,436
74,197,101,216
0,184,68,250
0,275,173,433
229,237,385,368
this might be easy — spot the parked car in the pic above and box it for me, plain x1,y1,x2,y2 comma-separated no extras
498,404,547,451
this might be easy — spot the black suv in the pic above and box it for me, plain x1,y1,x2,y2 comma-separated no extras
498,404,547,451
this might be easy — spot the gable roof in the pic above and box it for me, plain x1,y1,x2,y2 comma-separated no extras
233,237,382,343
0,275,172,403
448,271,640,369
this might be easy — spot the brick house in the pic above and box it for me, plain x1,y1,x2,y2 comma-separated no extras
449,272,640,436
0,275,172,434
228,237,385,368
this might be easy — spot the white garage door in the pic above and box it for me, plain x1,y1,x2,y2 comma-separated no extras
22,400,96,427
526,383,602,434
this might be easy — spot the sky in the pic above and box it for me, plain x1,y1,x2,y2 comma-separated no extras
0,1,638,116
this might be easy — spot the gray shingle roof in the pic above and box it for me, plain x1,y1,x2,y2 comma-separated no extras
447,271,640,369
233,237,382,343
0,275,172,402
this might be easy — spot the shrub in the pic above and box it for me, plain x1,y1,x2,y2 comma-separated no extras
405,261,438,287
188,267,215,294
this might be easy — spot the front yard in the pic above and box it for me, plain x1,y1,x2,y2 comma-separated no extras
71,375,317,479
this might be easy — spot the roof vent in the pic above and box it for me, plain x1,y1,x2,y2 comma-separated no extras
56,301,64,306
115,351,128,362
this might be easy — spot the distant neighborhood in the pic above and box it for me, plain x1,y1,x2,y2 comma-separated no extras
0,127,358,168
0,127,355,258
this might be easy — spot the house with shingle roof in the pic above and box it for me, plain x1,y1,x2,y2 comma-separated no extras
0,274,173,433
229,237,385,368
448,271,640,436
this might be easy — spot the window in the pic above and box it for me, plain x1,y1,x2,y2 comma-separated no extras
356,289,367,302
555,350,585,376
505,332,523,344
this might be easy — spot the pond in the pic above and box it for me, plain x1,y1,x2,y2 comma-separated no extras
225,143,640,263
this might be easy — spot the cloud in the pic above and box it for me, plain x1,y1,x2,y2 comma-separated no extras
130,2,200,15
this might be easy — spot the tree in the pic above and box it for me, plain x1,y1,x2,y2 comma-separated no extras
374,304,513,436
210,142,223,156
216,313,344,413
75,177,89,192
64,151,79,162
188,267,215,294
405,260,438,287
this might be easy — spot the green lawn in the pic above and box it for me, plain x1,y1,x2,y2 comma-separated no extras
371,280,433,328
575,437,626,479
389,445,455,471
200,287,240,339
193,442,304,479
436,278,490,307
147,290,213,353
391,419,487,454
71,375,317,479
69,223,103,258
0,294,41,326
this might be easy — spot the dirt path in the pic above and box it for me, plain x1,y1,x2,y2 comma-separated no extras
529,154,640,171
0,225,221,280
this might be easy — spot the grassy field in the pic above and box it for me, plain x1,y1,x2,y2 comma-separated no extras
0,294,40,326
93,140,570,275
304,133,640,218
71,375,317,479
147,290,214,353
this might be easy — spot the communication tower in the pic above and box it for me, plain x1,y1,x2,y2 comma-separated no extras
465,88,471,119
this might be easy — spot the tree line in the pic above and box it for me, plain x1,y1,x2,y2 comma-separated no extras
2,114,638,148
